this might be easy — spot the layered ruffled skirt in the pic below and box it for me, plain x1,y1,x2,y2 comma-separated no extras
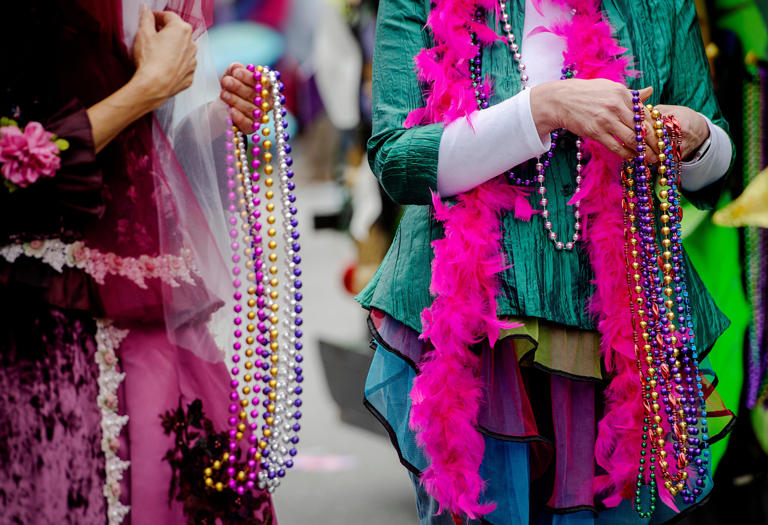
363,309,734,524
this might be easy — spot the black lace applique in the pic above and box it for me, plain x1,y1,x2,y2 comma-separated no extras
161,399,275,525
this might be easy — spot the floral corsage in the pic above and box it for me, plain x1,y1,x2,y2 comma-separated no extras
0,116,69,192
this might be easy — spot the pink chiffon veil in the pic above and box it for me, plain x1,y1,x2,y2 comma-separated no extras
134,0,235,364
83,0,235,364
130,0,235,363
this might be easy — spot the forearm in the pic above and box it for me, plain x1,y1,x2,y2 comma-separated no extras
437,89,552,196
86,74,165,153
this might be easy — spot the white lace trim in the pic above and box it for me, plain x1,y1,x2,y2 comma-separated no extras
0,239,205,522
95,320,131,525
0,239,198,289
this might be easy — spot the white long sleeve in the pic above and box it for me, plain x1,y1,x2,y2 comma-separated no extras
679,115,732,192
436,89,551,196
436,0,569,197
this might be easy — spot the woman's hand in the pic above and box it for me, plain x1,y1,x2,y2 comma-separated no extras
653,104,710,160
86,6,198,153
219,63,269,134
132,6,198,110
531,79,659,162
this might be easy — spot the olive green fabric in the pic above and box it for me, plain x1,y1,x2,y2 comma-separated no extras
356,0,734,351
500,317,603,380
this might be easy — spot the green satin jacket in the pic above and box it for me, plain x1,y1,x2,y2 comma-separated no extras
356,0,733,350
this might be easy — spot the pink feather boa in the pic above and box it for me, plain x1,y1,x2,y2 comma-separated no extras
404,0,500,128
406,0,525,517
413,179,535,518
405,0,657,517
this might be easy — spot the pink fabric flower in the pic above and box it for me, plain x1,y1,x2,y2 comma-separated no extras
138,254,156,274
69,242,89,264
103,351,118,367
0,122,61,188
105,393,119,410
168,255,183,271
27,240,45,254
105,252,124,273
85,252,110,284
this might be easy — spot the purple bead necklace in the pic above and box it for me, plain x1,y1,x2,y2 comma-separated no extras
623,91,709,517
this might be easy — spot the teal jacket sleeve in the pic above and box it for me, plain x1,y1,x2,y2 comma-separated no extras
367,0,443,205
662,0,735,210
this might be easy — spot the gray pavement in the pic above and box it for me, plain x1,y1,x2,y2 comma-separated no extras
272,182,417,525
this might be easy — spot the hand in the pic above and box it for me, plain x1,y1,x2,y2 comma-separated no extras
531,79,660,163
652,104,710,161
131,6,197,110
219,63,271,134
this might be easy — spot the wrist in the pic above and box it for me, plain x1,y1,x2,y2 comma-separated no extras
128,69,170,113
530,82,561,138
683,113,710,161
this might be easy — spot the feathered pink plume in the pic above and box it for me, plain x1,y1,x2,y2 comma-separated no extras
404,0,500,128
411,178,534,518
553,0,656,508
403,2,520,516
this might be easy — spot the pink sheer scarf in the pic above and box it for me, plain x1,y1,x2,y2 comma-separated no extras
75,0,230,364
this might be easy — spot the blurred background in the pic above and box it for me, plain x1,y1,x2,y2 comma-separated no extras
208,1,415,523
204,0,767,523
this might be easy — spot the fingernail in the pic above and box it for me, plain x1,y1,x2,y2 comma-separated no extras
234,70,244,80
222,91,230,100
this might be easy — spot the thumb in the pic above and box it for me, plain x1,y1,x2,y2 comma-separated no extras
138,4,156,36
638,86,654,102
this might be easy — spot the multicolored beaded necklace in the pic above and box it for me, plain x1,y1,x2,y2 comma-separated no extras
744,62,768,408
469,3,582,251
471,7,711,514
205,65,304,494
621,91,710,517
